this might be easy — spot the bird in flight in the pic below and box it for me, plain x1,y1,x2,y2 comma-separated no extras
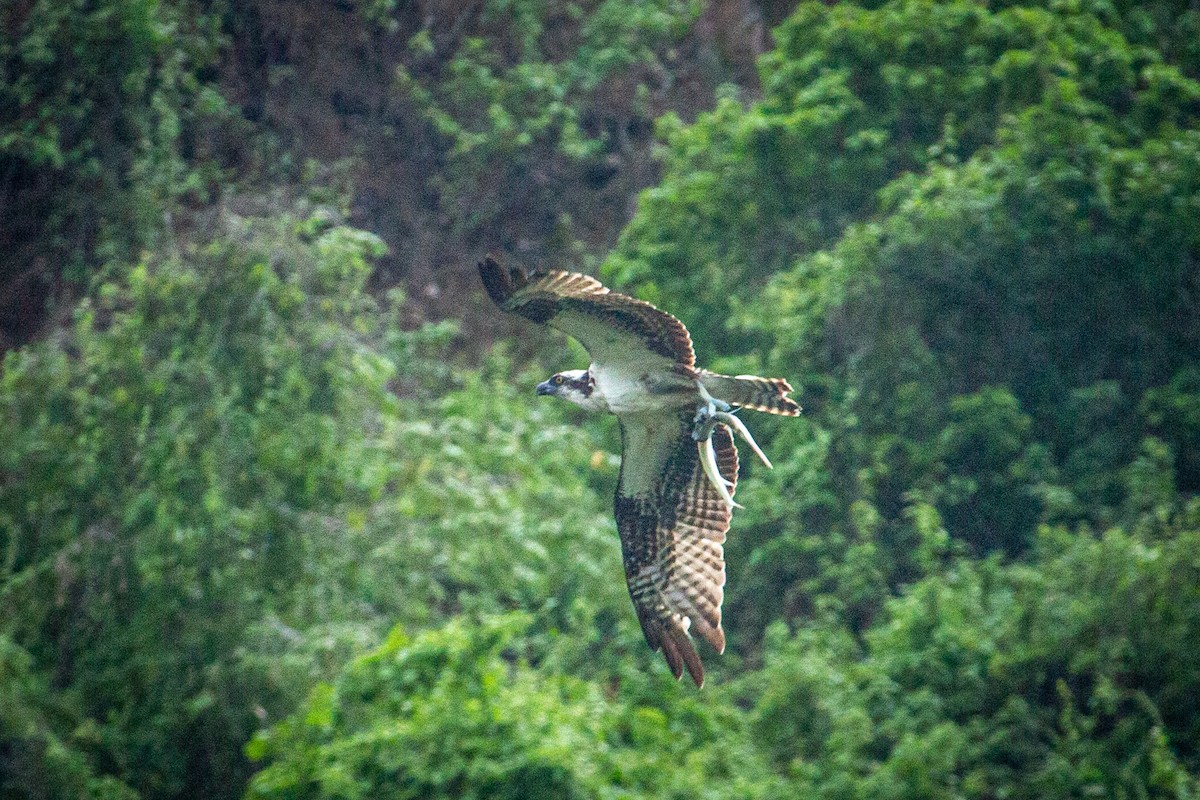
478,256,799,686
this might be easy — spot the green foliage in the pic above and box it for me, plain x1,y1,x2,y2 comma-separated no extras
391,0,702,228
0,635,138,800
598,5,1200,793
609,0,1200,628
246,614,589,800
608,0,1200,350
246,614,784,800
0,205,405,797
749,525,1200,799
1142,367,1200,492
2,200,732,797
0,0,227,275
3,0,1200,798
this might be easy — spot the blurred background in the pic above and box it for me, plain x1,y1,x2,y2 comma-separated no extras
2,0,1199,797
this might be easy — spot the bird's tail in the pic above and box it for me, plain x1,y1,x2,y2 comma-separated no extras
699,371,801,416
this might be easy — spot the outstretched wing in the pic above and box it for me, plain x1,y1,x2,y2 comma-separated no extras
614,412,738,687
477,255,695,369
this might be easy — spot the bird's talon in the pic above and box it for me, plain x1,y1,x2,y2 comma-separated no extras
692,400,719,440
693,399,773,472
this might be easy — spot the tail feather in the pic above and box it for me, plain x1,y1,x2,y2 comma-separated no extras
700,372,801,416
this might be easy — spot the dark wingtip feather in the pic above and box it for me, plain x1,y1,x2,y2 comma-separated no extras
478,254,513,306
670,627,706,688
709,625,727,655
659,630,685,681
655,623,705,688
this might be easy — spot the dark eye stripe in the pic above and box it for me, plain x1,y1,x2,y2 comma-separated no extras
567,374,593,396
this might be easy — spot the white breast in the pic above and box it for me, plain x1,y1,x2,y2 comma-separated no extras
592,362,694,416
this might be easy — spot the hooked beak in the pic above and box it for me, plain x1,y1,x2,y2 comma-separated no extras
536,379,557,397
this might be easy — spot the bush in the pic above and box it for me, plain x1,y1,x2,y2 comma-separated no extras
0,204,401,798
247,614,785,800
750,524,1200,799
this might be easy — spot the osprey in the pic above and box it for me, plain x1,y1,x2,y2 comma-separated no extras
478,256,799,686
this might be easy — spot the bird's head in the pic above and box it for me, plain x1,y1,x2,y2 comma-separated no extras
536,369,604,411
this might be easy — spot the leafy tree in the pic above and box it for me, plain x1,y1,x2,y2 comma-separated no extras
0,634,138,800
389,0,704,235
0,203,406,797
608,0,1200,347
0,0,229,345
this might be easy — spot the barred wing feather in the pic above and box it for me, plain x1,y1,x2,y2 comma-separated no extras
615,414,738,687
477,255,695,370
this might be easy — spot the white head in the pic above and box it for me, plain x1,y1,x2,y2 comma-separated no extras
535,368,607,412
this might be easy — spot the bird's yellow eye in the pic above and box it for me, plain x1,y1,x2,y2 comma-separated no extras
554,375,565,385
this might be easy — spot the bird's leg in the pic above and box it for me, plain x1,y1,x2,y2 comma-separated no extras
696,402,739,510
693,386,764,510
692,384,774,471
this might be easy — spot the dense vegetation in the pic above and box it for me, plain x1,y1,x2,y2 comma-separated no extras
2,0,1198,798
